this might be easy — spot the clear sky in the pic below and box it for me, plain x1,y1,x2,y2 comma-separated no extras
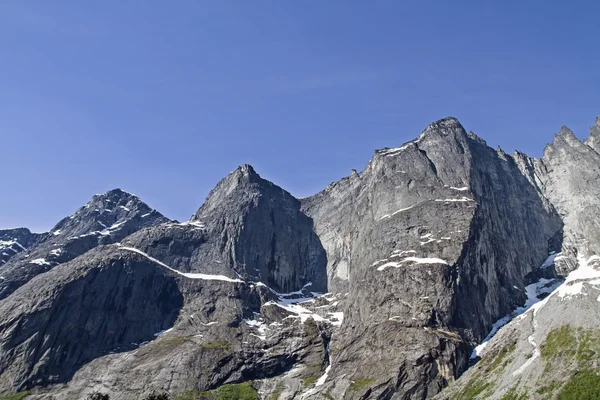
1,1,599,232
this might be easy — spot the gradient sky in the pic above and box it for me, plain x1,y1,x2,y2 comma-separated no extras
1,1,599,232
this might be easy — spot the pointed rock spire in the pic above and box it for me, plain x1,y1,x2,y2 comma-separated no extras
584,115,600,153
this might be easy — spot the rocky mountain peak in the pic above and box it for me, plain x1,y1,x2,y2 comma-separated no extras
0,189,169,300
193,164,283,221
0,228,41,265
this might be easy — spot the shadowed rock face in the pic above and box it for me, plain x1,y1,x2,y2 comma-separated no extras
0,247,184,390
0,116,598,400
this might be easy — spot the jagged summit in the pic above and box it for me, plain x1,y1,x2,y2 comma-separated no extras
375,116,467,157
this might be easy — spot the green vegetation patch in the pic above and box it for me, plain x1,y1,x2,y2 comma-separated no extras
499,383,528,400
536,381,562,397
540,326,578,360
557,369,600,400
349,378,376,392
488,343,516,372
453,379,494,400
267,390,281,400
201,342,233,352
215,382,258,400
0,392,31,400
187,383,258,400
303,376,317,387
540,326,600,375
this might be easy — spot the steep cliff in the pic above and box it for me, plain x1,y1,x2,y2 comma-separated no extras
437,118,600,399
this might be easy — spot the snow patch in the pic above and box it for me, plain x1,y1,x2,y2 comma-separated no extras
153,328,173,337
471,277,561,359
434,197,473,202
100,221,126,236
380,205,416,220
449,186,469,191
328,312,344,327
174,220,206,230
377,257,448,271
30,258,51,266
315,365,331,386
244,318,268,340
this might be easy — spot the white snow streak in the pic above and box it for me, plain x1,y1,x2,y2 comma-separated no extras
513,335,540,376
118,246,244,283
471,276,561,359
434,197,473,202
377,257,448,271
30,258,51,266
315,365,331,386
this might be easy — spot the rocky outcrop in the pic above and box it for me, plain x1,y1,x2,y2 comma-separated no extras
584,116,600,153
0,189,169,300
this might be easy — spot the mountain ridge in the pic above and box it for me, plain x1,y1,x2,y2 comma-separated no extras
1,115,599,399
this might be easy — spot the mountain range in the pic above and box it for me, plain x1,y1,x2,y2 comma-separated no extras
1,116,600,399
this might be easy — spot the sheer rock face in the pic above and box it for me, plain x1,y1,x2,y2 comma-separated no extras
1,116,599,400
0,247,184,391
0,189,169,300
301,118,562,399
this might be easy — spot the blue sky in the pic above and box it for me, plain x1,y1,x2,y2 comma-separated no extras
1,1,599,232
